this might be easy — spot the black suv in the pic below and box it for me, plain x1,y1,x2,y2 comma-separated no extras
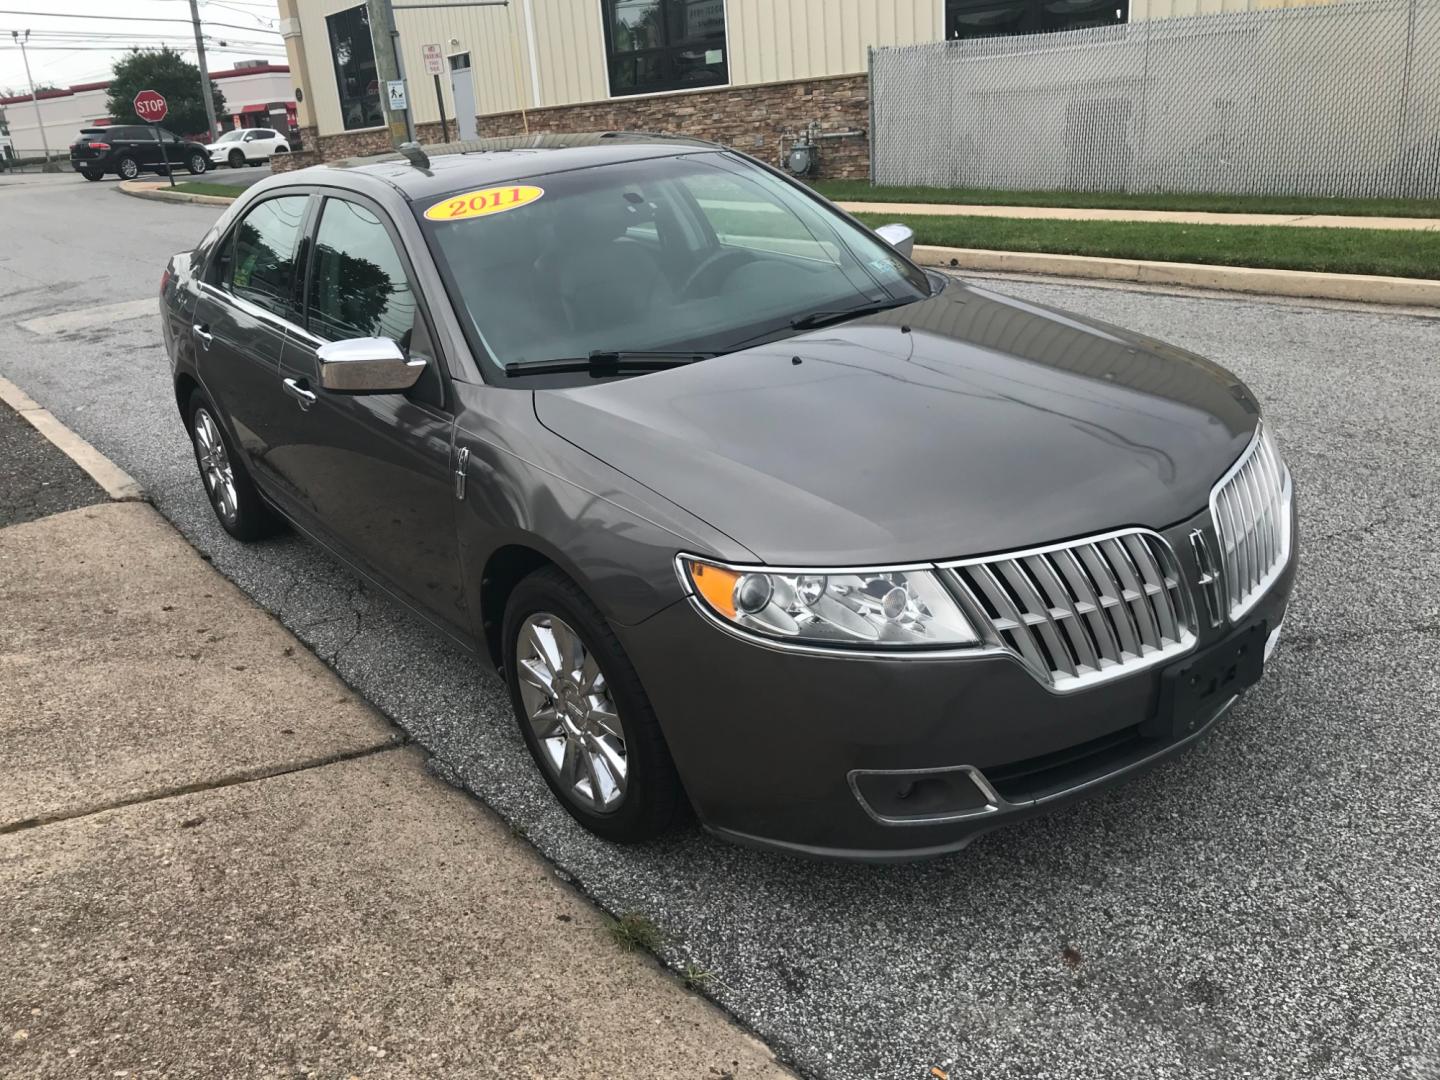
70,126,210,181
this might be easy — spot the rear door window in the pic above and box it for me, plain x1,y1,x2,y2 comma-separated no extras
222,195,310,321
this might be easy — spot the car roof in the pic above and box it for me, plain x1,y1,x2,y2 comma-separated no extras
294,132,726,202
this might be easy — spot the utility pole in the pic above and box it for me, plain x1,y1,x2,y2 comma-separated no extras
11,30,56,171
367,0,413,146
187,0,222,140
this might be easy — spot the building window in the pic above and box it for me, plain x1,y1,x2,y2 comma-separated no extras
602,0,728,97
945,0,1127,40
327,4,383,131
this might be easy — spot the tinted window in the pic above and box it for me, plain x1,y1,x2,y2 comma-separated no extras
307,199,416,345
252,130,276,140
224,195,309,320
603,0,727,96
945,0,1126,38
327,5,383,131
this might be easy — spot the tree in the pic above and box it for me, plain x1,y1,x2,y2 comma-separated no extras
106,47,225,138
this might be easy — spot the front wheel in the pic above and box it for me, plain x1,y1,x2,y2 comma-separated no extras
503,567,684,842
228,148,245,169
186,152,207,175
116,156,139,180
186,391,283,542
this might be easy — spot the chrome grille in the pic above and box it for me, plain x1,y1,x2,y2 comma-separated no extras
1210,425,1292,622
944,530,1195,693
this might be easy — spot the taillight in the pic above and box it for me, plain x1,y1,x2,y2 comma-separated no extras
87,141,110,150
160,268,172,294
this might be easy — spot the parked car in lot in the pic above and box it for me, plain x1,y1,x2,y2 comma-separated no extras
70,126,209,181
160,133,1296,861
207,127,290,169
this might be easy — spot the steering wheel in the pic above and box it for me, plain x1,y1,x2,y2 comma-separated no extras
679,248,754,299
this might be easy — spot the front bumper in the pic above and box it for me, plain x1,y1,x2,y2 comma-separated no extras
617,502,1298,861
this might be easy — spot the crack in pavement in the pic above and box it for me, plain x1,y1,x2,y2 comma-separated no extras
0,740,408,836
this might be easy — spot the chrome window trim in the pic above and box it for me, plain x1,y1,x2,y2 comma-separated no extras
198,280,305,339
1208,421,1293,623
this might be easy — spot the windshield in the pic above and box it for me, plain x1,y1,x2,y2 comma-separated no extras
418,152,931,382
215,130,244,142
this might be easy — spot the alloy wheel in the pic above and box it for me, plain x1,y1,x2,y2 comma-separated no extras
189,153,206,173
119,158,138,179
515,612,629,813
192,408,239,526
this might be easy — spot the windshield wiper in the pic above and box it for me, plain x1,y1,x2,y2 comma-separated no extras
504,350,717,376
789,298,913,332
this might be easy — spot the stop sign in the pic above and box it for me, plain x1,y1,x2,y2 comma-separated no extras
133,89,168,123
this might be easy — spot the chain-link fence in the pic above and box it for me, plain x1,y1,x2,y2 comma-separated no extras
870,0,1440,198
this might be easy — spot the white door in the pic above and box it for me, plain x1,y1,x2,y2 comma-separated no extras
450,54,477,141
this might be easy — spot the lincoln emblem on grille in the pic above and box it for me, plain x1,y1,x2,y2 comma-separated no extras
1189,527,1224,629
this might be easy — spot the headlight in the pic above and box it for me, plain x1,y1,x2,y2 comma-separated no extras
680,558,980,649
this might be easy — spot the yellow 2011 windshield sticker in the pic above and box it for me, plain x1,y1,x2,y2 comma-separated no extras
424,184,544,222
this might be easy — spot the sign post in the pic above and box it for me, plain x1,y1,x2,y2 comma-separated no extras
133,89,173,188
423,44,448,144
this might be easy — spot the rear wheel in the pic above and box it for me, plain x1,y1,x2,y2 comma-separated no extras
186,390,283,542
228,148,244,169
503,567,684,842
81,169,102,181
186,152,207,175
116,156,139,180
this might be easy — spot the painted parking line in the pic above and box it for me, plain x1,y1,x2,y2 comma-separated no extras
19,297,156,336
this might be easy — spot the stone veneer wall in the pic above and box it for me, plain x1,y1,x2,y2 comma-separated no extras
276,74,872,180
476,74,870,180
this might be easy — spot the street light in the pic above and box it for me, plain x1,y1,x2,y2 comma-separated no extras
10,30,57,172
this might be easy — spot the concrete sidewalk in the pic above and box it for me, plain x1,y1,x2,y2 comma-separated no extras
0,502,794,1079
837,200,1440,231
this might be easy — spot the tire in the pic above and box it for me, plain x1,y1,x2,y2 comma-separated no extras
186,152,207,175
81,169,102,181
228,149,244,169
503,567,684,842
185,390,283,542
116,156,140,180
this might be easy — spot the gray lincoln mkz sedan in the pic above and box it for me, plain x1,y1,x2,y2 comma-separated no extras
161,133,1296,860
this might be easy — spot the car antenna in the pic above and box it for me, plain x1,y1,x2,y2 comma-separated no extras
398,141,430,170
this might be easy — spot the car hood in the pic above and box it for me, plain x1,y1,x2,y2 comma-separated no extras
534,282,1260,565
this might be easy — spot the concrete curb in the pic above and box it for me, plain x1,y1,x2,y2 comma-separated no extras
913,245,1440,307
117,179,235,206
0,375,143,501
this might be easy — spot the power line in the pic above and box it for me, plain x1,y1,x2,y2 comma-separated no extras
0,10,280,34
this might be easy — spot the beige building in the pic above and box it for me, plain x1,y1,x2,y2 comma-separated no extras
274,0,1338,178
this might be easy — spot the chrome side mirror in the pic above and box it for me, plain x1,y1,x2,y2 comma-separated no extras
316,337,425,393
875,223,915,259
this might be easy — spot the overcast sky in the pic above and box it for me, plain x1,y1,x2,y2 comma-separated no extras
0,0,284,97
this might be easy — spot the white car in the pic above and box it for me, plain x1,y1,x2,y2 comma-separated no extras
207,128,291,169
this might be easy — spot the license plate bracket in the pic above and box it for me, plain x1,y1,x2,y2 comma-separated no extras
1152,622,1267,740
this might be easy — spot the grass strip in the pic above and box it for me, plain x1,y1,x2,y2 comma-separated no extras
850,213,1440,279
817,181,1440,220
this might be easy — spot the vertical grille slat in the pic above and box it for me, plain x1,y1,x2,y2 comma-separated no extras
1210,425,1292,622
947,528,1196,692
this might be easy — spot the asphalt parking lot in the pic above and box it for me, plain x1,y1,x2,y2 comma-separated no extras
1,177,1437,1079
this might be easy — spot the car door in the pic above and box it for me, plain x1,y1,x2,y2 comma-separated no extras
192,191,314,497
270,191,467,631
248,130,276,159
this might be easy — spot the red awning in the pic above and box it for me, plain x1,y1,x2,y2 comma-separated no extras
239,104,269,113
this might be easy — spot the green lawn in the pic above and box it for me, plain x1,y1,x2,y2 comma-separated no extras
851,212,1440,279
171,181,246,199
817,181,1440,220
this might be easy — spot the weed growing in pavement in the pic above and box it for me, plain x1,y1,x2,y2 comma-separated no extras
680,963,715,991
607,912,665,954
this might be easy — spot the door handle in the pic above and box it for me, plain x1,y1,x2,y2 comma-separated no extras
282,377,316,412
192,323,213,348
